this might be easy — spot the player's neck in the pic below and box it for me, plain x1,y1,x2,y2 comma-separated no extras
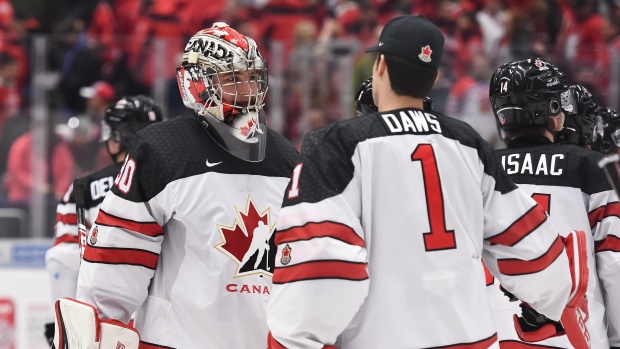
378,94,424,112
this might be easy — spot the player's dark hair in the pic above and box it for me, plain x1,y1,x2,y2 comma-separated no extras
377,52,438,99
0,52,16,67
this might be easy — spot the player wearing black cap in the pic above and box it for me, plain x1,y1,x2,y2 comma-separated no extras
266,16,583,349
488,59,619,349
355,77,433,116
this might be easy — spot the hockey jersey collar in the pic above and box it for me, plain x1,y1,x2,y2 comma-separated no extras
507,135,553,149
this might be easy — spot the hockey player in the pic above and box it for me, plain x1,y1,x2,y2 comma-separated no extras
44,95,162,343
487,59,620,349
53,23,299,349
267,16,586,349
556,84,601,148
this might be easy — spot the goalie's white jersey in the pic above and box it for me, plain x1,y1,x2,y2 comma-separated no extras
267,109,573,349
75,116,299,349
488,138,620,349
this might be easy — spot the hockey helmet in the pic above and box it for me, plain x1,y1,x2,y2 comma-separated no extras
101,95,162,149
176,22,268,162
557,85,600,146
355,77,433,116
489,58,577,131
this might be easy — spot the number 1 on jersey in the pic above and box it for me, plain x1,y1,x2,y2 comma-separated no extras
412,144,457,251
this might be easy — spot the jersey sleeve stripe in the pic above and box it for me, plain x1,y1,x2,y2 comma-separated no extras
497,236,564,276
95,209,164,237
56,213,78,225
53,234,80,246
275,221,365,247
589,202,620,228
486,204,547,246
498,339,564,349
272,260,368,284
595,235,620,253
425,333,497,349
139,341,176,349
83,245,159,270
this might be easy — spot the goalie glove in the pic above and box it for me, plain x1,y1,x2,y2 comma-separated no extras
512,230,590,349
53,298,140,349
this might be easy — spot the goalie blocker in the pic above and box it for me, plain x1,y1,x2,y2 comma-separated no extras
512,230,591,349
53,298,139,349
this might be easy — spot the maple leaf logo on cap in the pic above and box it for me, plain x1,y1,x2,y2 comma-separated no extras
215,194,276,277
418,45,432,63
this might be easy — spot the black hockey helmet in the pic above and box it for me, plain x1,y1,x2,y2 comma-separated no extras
102,95,163,149
489,58,577,131
355,77,433,116
592,107,620,155
557,85,599,146
355,78,377,116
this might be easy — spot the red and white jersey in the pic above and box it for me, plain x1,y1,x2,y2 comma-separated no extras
267,108,573,349
75,115,299,349
46,163,122,301
488,136,620,349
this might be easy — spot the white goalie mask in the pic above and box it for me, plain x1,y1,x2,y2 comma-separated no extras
176,22,268,162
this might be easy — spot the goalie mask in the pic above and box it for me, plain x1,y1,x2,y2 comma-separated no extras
177,22,268,162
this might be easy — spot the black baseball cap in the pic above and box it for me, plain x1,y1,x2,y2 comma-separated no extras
365,15,444,69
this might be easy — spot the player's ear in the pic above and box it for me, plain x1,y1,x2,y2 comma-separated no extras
376,54,387,76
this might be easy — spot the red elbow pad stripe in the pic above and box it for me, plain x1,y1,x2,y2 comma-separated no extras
83,245,159,270
56,213,78,225
497,236,564,276
276,221,364,247
595,235,620,253
487,205,547,246
273,260,368,284
53,234,80,246
425,333,497,349
588,202,620,228
95,209,163,237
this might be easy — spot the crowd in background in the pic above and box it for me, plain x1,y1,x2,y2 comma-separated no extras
0,0,619,237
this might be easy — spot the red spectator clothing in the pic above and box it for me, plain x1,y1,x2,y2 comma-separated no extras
0,79,20,134
574,14,606,64
5,132,74,201
113,0,142,36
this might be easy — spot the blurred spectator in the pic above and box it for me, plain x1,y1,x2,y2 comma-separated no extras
445,55,500,146
476,0,505,64
0,52,20,135
5,129,74,202
604,13,620,49
565,0,607,100
57,16,102,114
79,80,115,122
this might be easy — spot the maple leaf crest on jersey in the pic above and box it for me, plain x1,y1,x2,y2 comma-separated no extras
215,194,277,277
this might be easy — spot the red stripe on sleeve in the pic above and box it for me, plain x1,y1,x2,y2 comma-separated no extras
53,234,80,246
83,245,159,269
56,213,78,225
595,235,620,253
95,210,163,237
499,339,562,349
588,202,620,228
273,260,368,284
487,205,547,246
276,221,364,247
497,236,564,276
